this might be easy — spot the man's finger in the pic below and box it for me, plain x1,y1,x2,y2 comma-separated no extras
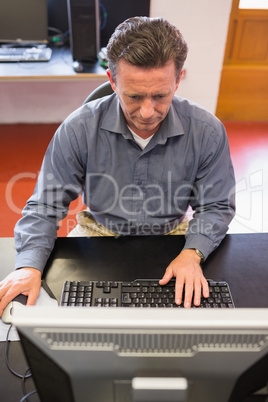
159,266,173,285
193,279,202,306
26,288,40,306
183,280,194,308
201,276,209,298
175,277,185,306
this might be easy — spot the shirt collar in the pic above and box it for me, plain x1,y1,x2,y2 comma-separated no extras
101,94,185,143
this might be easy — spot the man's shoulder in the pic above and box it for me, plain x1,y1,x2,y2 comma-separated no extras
172,96,222,129
68,93,117,122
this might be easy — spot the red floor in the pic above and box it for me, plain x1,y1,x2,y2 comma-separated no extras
1,122,268,237
0,124,84,237
224,121,268,176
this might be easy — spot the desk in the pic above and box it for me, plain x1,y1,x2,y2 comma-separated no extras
1,234,268,402
43,234,268,307
0,46,107,124
0,46,106,79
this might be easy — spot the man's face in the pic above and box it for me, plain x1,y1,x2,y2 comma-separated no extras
107,59,181,139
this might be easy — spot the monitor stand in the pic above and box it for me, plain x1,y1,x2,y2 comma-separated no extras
132,377,188,402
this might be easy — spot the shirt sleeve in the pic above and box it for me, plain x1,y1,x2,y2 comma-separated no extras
14,121,85,272
182,122,236,260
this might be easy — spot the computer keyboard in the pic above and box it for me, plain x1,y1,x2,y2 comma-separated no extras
0,46,52,62
60,279,235,308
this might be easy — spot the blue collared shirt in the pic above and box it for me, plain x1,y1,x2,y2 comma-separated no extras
15,94,235,272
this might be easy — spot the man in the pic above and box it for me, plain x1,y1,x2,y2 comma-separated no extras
0,17,235,315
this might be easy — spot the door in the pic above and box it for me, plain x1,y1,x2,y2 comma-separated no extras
216,0,268,121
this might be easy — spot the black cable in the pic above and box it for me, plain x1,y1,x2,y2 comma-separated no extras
5,324,31,379
5,324,37,401
19,390,38,402
21,367,32,398
99,3,108,30
48,26,69,46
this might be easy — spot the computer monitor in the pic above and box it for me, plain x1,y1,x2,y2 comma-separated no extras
0,0,48,44
99,0,150,47
13,307,268,402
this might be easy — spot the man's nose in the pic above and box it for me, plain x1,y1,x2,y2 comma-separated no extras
140,98,155,119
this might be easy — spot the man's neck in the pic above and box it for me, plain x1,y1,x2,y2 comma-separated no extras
128,125,159,139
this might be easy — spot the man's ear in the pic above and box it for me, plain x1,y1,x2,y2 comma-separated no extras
175,70,184,91
107,69,117,92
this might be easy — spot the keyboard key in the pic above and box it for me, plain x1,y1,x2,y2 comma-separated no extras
122,286,141,293
140,281,150,286
95,298,102,304
122,293,132,304
62,292,69,303
208,298,214,304
223,297,232,303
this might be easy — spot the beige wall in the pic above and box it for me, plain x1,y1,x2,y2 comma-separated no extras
150,0,232,113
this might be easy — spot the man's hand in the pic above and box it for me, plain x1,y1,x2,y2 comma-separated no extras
0,268,41,317
159,249,209,308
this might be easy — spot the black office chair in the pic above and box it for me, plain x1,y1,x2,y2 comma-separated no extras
83,81,114,104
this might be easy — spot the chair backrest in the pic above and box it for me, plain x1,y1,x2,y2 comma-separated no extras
83,81,114,104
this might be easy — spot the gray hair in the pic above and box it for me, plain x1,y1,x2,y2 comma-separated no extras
106,16,188,83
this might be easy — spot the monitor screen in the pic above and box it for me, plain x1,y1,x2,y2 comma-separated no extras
0,0,48,44
14,307,268,402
